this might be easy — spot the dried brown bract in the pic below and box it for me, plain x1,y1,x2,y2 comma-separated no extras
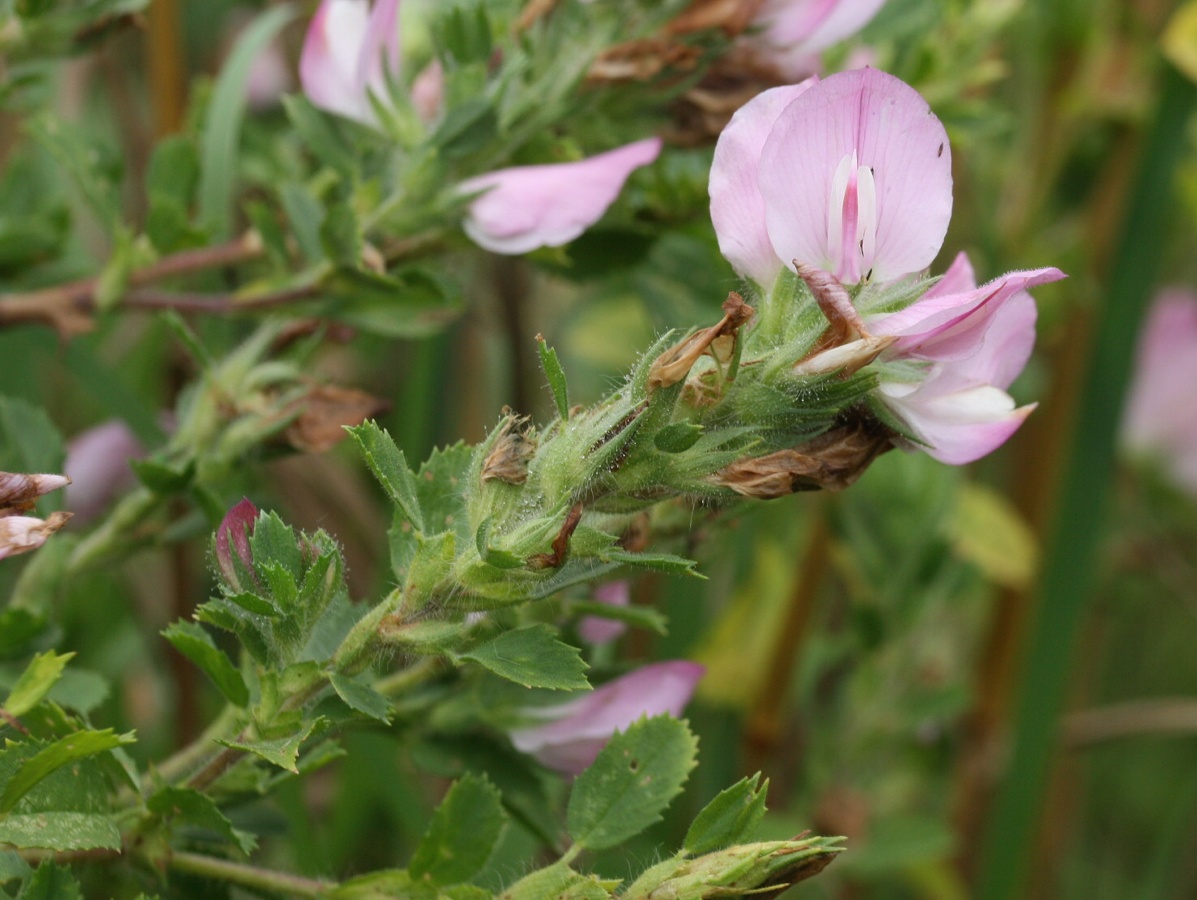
481,415,536,485
710,418,894,496
0,472,71,514
649,292,755,391
284,384,391,454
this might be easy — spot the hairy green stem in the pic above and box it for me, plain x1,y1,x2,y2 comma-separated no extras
168,850,336,897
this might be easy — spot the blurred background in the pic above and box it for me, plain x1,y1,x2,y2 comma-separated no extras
1,0,1195,897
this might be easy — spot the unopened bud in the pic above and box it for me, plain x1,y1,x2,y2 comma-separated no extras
215,498,258,590
0,512,72,561
0,472,71,514
481,415,535,485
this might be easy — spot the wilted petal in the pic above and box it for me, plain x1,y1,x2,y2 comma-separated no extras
881,381,1035,465
578,580,630,645
63,420,143,526
0,512,72,561
0,472,71,513
460,138,662,255
216,498,259,590
300,0,401,126
758,68,952,284
710,80,817,287
509,660,704,775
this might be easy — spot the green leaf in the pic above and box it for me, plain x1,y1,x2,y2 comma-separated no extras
129,456,195,494
947,482,1038,590
0,849,30,883
161,621,249,707
224,591,279,617
329,673,391,724
499,861,613,900
3,651,73,718
218,719,321,774
147,786,257,855
415,442,472,537
0,730,136,814
197,4,299,237
461,625,589,690
282,94,355,174
567,715,697,851
0,396,64,486
654,422,703,453
432,99,497,160
318,267,461,338
602,548,703,578
348,422,425,532
45,669,109,716
146,135,199,207
0,814,119,853
537,337,570,420
475,518,524,569
0,611,47,661
683,773,769,855
17,862,81,899
319,197,361,267
279,181,325,262
408,774,506,886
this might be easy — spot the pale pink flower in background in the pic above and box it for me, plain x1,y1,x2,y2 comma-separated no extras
300,0,401,126
578,580,630,645
63,420,144,526
749,0,888,78
710,68,952,288
247,38,294,111
509,660,704,775
410,60,444,124
866,254,1065,464
216,498,259,591
1122,290,1197,494
459,137,662,255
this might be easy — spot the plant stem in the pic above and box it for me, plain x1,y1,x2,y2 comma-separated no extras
976,62,1197,900
168,850,336,897
373,657,444,698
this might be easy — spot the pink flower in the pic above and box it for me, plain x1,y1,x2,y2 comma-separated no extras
750,0,888,77
459,138,662,255
215,498,259,591
1123,290,1197,494
867,253,1065,464
63,420,144,526
710,68,952,287
508,661,704,775
578,580,630,645
300,0,401,127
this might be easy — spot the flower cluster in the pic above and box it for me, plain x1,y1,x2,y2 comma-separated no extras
709,68,1065,464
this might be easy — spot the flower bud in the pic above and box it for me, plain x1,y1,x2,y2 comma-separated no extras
0,472,71,514
215,498,259,591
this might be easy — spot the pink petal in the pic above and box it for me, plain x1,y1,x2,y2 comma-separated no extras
509,660,704,775
300,0,401,126
755,0,888,56
710,80,818,287
758,68,952,284
460,138,662,255
578,580,631,645
1123,290,1197,453
881,382,1035,465
872,268,1063,373
924,251,976,298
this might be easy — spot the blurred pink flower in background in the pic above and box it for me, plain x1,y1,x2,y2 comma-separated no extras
509,660,704,775
300,0,402,126
1122,290,1197,495
578,580,630,645
868,253,1064,465
459,137,662,255
410,60,444,123
63,420,144,526
749,0,888,78
710,68,953,289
